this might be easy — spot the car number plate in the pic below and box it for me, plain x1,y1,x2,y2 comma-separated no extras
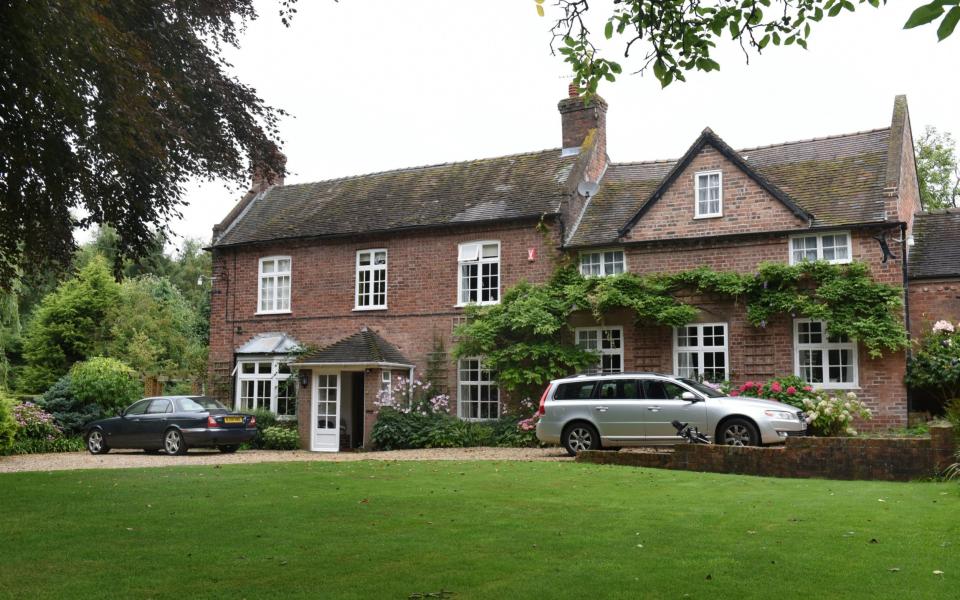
224,416,243,424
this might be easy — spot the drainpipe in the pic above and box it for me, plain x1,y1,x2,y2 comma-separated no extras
901,222,913,415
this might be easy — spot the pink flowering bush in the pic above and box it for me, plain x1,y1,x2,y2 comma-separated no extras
11,401,61,442
905,319,960,412
374,373,451,416
734,375,817,409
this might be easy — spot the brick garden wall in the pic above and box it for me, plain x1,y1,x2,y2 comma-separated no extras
909,278,960,331
577,424,956,482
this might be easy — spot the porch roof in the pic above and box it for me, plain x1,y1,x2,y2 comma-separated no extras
290,328,414,368
235,332,302,355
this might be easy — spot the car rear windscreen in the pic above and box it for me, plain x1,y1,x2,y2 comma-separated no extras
553,381,596,400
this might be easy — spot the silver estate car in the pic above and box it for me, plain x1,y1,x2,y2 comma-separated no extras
535,373,807,455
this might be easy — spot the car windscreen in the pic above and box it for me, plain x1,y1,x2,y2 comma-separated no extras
677,378,725,398
177,397,226,412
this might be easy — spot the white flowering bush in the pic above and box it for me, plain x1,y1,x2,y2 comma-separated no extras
800,391,872,436
905,320,960,411
374,374,450,416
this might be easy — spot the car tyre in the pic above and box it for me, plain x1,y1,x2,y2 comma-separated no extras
218,445,239,454
163,428,187,456
717,418,761,447
562,422,601,456
86,429,110,455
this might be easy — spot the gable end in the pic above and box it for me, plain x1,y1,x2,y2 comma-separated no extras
618,128,814,238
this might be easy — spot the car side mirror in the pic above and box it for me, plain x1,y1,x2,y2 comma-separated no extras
681,391,701,402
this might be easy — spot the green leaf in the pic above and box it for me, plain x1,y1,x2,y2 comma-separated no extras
938,6,960,39
604,21,613,39
609,61,622,74
563,35,577,48
758,34,770,49
729,19,740,39
828,3,843,17
904,2,946,29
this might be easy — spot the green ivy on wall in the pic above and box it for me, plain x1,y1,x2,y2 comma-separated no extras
454,261,908,403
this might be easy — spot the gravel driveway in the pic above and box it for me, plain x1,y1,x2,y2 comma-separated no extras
0,447,571,473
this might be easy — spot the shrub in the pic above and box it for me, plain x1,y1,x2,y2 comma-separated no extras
945,399,960,430
262,425,299,450
39,375,106,436
248,409,280,449
734,375,818,409
371,408,540,450
69,357,142,414
905,320,960,412
0,394,15,454
798,391,872,436
8,436,85,455
11,401,61,441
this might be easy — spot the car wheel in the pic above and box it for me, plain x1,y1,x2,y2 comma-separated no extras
86,429,110,455
218,445,239,454
163,428,187,456
562,422,601,456
717,418,760,447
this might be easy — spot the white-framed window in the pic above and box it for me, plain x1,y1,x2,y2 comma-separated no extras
575,327,624,374
789,232,852,265
457,241,500,306
457,358,499,420
380,369,393,403
674,323,728,383
794,319,858,389
355,249,388,310
694,171,722,218
258,256,291,313
579,250,626,277
235,359,298,418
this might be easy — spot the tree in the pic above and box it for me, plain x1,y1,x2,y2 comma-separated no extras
0,1,288,287
108,275,207,382
19,257,120,392
540,1,960,91
915,126,959,210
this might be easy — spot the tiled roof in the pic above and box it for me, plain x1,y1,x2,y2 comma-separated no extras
909,209,960,280
568,128,892,246
295,328,413,366
214,149,576,247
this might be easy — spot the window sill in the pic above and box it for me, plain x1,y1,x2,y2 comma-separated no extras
805,383,860,391
255,310,292,316
693,214,722,220
353,306,388,312
454,302,501,308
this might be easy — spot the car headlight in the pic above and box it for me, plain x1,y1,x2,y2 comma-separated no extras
763,410,796,420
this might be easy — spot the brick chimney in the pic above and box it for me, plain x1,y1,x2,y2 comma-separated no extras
558,84,608,160
250,144,287,194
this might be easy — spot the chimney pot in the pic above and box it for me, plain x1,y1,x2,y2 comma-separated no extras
568,81,579,98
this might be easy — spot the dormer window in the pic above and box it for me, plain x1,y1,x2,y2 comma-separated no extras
694,171,722,218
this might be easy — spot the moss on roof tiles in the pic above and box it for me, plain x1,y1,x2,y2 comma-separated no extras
568,129,892,246
215,149,575,246
910,210,960,280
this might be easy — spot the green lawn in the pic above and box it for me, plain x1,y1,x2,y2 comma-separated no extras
0,461,956,599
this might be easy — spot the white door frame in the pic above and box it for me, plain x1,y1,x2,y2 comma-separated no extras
311,371,341,452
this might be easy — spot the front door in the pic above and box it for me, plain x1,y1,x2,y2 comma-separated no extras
312,373,340,452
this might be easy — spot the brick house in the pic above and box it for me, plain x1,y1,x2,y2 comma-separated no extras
208,89,928,451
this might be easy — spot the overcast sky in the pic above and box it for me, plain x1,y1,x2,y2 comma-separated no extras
161,0,959,247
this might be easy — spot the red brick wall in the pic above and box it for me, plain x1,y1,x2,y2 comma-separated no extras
210,220,564,428
610,230,908,429
577,423,956,481
623,146,808,243
909,278,960,333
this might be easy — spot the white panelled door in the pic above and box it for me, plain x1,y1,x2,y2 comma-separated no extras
312,373,340,452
